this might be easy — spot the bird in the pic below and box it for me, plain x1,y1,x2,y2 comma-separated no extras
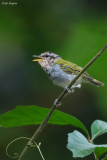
33,51,104,92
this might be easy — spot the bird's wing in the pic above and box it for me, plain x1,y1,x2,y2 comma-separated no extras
55,59,94,83
56,59,82,75
55,59,103,86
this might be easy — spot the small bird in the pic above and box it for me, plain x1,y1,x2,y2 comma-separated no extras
33,51,104,92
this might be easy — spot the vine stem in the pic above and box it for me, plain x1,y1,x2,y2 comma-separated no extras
18,44,107,160
34,142,46,160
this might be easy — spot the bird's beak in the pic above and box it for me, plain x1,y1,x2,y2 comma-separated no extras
32,55,43,61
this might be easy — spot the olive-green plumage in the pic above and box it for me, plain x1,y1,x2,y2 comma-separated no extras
55,59,82,74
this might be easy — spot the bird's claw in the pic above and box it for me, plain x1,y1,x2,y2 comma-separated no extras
64,86,71,93
54,99,61,107
63,86,74,97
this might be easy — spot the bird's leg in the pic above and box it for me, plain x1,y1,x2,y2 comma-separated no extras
64,86,74,97
64,86,71,92
54,99,61,107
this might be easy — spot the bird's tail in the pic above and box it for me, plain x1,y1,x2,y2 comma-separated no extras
89,78,104,87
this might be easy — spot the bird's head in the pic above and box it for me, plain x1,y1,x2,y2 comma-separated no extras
33,51,61,68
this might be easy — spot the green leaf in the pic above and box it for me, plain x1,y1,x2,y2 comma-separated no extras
95,147,107,159
91,120,107,140
0,105,89,136
67,130,107,158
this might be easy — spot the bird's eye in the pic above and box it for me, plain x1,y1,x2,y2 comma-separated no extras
45,55,48,58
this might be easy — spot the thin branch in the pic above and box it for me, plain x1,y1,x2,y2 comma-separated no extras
18,44,107,160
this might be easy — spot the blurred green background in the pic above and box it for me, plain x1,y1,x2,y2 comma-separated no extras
0,0,107,159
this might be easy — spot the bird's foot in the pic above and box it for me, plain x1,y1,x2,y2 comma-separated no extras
64,86,74,97
64,86,74,93
54,99,61,107
64,86,71,93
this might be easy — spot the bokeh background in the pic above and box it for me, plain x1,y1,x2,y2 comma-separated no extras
0,0,107,159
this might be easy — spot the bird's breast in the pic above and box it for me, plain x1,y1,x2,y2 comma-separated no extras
49,64,77,87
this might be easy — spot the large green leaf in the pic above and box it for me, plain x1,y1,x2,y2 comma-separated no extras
0,105,89,136
67,130,107,158
91,120,107,140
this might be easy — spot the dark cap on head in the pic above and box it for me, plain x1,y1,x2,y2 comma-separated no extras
40,51,61,59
